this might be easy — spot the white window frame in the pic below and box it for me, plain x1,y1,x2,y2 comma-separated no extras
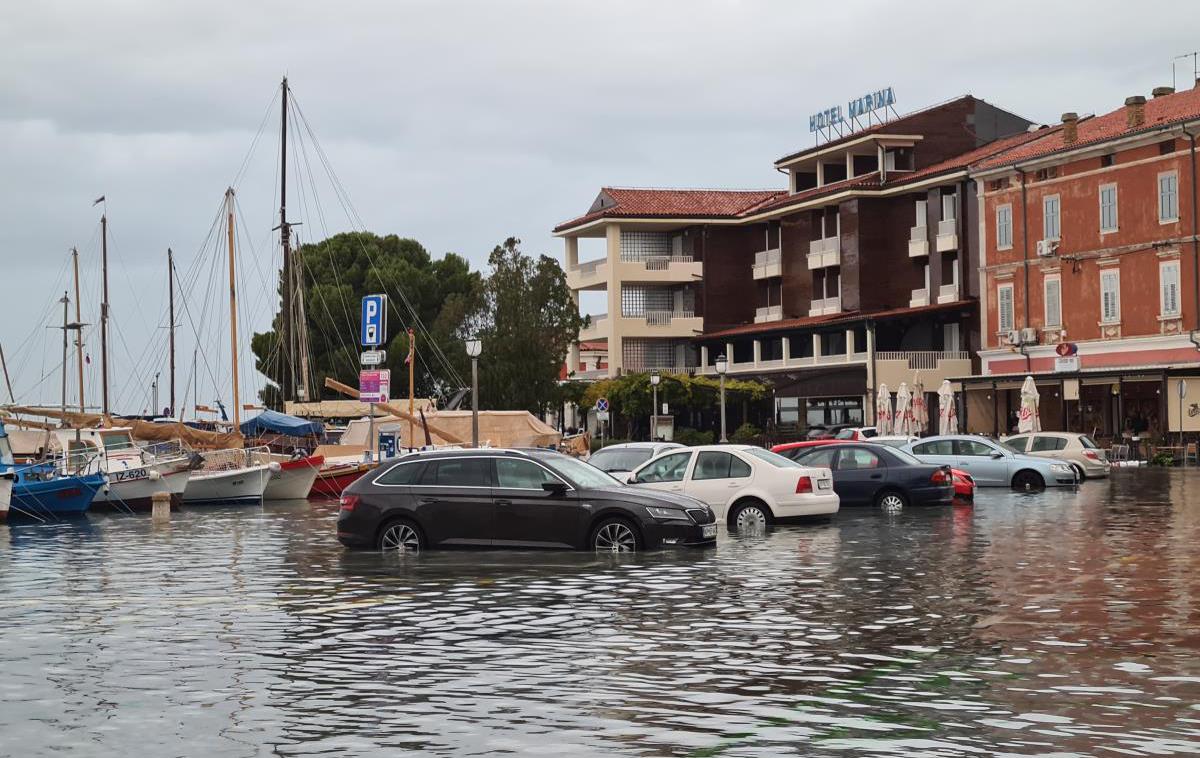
1100,268,1121,324
996,204,1013,250
997,283,1015,333
942,193,957,221
915,199,927,227
1099,183,1118,233
1159,171,1180,224
1160,259,1181,317
1043,274,1062,328
1042,194,1061,240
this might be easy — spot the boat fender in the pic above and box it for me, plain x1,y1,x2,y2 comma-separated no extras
148,470,162,482
268,461,282,472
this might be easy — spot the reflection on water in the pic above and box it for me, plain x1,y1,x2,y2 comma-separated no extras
3,472,1200,756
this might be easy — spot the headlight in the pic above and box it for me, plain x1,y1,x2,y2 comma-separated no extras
1051,463,1072,473
646,505,689,521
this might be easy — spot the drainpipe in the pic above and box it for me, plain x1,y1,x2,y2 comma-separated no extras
1016,167,1033,372
1185,128,1200,350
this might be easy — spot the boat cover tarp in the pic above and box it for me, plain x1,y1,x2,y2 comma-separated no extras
240,409,323,438
340,410,561,450
2,406,243,450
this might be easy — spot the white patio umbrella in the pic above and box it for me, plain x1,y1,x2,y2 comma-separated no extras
938,379,958,435
1018,375,1041,433
911,371,927,434
894,382,913,436
875,383,893,432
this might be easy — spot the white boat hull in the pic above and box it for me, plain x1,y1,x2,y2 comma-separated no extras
93,466,191,510
183,465,271,504
0,477,11,522
263,461,320,500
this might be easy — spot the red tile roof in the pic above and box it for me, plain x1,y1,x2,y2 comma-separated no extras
700,300,974,340
975,86,1200,170
553,187,785,233
887,128,1051,185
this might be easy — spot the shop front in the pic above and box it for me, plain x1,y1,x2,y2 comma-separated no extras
768,366,867,436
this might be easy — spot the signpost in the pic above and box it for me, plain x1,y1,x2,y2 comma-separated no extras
360,294,388,460
596,398,608,446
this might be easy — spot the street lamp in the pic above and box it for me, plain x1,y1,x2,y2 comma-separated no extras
649,371,661,440
465,337,482,447
715,354,728,443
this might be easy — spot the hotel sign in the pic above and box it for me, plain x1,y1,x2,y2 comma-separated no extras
809,87,897,133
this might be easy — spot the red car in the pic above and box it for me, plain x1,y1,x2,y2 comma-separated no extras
771,441,975,503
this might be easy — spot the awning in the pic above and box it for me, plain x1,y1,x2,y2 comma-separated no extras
239,409,323,438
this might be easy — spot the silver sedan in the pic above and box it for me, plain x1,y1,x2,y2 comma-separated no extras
903,435,1077,490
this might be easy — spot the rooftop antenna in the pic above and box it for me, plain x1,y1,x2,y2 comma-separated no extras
1173,52,1198,91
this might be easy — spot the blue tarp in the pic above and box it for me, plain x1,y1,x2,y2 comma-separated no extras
240,409,323,438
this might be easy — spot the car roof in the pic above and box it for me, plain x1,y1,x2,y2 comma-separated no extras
390,447,561,461
594,441,682,451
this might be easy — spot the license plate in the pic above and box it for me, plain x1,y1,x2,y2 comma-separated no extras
818,479,832,490
702,524,717,538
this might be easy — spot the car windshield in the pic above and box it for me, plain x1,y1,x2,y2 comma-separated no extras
884,446,923,465
742,447,802,468
587,448,653,472
539,455,623,488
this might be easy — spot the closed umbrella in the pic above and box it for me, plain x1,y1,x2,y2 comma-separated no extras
894,382,913,436
1018,375,1041,433
876,384,893,432
938,380,958,435
911,371,927,434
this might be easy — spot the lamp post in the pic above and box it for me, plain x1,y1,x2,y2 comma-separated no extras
715,354,728,443
649,371,660,441
465,337,482,447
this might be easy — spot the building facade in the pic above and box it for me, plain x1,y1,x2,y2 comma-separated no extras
556,96,1032,431
969,83,1200,439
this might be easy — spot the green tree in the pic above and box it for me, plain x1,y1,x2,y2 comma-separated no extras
251,232,484,405
469,238,585,414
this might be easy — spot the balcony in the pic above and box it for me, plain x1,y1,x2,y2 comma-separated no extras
752,249,782,279
698,347,868,376
578,313,607,342
935,219,958,252
807,237,841,269
909,288,928,308
875,350,973,388
908,225,928,257
937,282,960,304
616,255,703,284
754,305,783,323
620,310,704,338
807,295,841,317
566,258,608,291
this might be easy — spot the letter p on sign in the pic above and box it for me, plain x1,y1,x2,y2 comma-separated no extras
361,294,387,347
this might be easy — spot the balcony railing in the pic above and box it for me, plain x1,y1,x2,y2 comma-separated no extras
807,237,841,269
644,309,695,326
567,258,608,290
754,305,783,323
642,254,694,270
909,288,929,307
579,313,607,340
937,282,960,304
876,350,972,369
752,248,782,279
936,219,958,252
807,295,841,316
626,362,698,375
909,225,929,257
578,259,603,276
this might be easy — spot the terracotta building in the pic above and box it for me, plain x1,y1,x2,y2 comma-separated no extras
967,83,1200,439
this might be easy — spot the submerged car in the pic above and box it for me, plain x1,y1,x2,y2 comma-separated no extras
336,448,717,553
1000,432,1110,480
627,444,838,530
587,441,685,479
903,435,1077,490
859,436,974,501
783,442,954,510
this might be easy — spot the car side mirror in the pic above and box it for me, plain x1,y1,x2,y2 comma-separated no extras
542,481,567,495
990,451,1004,459
626,473,638,484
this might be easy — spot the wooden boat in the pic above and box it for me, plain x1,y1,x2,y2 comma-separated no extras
52,427,190,510
310,460,374,498
11,463,104,517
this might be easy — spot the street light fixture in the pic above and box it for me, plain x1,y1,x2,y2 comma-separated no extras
649,371,661,441
465,337,482,447
715,354,728,443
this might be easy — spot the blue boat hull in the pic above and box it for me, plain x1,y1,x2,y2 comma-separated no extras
12,473,105,516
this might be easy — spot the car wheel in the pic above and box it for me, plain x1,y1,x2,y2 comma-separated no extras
729,500,771,533
378,519,424,553
591,518,640,552
876,490,907,513
1011,470,1045,491
1070,463,1086,481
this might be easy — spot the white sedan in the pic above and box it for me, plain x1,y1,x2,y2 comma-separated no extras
627,444,839,530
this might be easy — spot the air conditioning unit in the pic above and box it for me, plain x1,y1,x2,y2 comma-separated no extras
1007,329,1022,346
1036,239,1057,257
1021,327,1039,344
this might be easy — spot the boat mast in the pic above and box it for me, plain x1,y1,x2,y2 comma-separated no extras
225,188,241,429
0,343,14,404
100,212,110,416
168,248,176,417
59,292,69,423
278,76,295,404
71,247,85,412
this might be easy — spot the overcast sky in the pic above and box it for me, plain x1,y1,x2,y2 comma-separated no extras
2,0,1197,413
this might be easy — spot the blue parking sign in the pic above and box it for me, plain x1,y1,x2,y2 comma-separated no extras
361,294,387,347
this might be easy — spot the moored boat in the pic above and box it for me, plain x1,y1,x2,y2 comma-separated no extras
11,464,104,517
255,451,324,500
183,447,271,504
310,460,374,498
54,427,191,511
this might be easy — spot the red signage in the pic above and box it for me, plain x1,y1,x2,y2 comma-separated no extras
1056,342,1078,357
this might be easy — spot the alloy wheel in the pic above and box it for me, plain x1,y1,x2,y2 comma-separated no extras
594,522,637,552
380,523,421,553
879,493,905,513
734,505,768,533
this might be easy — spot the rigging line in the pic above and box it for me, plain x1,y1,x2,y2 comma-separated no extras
11,254,77,401
230,84,282,190
173,199,233,406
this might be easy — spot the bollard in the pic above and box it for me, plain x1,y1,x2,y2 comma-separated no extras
151,491,171,521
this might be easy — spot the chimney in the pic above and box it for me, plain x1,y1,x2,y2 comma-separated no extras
1125,95,1146,128
1061,112,1079,144
1152,86,1175,98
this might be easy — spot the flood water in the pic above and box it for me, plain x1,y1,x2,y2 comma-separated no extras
3,470,1200,756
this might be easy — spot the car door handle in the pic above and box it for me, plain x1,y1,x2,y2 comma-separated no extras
496,499,512,507
417,497,436,506
870,473,882,480
727,481,740,488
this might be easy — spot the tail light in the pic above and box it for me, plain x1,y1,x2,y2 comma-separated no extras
930,469,950,485
796,476,813,494
339,494,359,512
1083,450,1099,460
